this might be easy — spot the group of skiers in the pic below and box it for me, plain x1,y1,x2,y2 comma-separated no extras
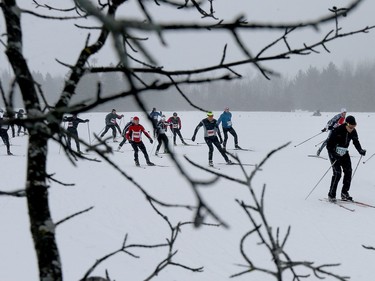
1,107,243,165
0,108,28,155
1,105,365,204
90,108,241,167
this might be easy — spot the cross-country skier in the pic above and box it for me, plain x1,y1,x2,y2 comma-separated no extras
149,107,162,126
167,112,187,145
0,112,12,155
63,114,89,153
155,115,170,156
191,111,232,167
117,117,134,151
317,108,347,156
217,107,241,151
16,109,27,136
326,115,366,202
126,116,155,166
100,109,124,142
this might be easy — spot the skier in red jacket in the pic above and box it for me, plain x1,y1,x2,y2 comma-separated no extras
126,116,154,166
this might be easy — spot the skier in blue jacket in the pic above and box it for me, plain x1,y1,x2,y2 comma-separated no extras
217,107,241,151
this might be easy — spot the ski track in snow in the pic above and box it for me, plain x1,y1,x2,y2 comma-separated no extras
1,111,375,281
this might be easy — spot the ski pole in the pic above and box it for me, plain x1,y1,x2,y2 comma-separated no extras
87,122,91,145
363,153,375,164
294,132,324,148
305,160,337,200
352,155,363,180
150,137,157,155
315,140,325,147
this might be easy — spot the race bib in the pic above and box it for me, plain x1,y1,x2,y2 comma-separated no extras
227,121,232,126
336,146,348,156
207,129,215,137
173,124,178,128
111,118,116,124
133,132,141,139
68,122,73,127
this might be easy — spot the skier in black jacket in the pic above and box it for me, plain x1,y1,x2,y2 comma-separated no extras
63,114,89,153
16,109,27,136
191,111,232,166
100,109,124,142
0,112,12,155
155,115,170,155
326,115,366,202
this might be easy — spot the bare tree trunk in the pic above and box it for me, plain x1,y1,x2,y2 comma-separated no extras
1,1,62,280
26,135,62,281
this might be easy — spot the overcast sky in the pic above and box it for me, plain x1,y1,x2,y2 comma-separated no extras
0,0,374,78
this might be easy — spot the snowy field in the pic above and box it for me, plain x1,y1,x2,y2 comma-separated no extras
1,111,375,281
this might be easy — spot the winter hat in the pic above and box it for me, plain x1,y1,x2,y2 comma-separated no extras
341,108,347,113
345,115,356,125
133,116,139,121
173,112,177,116
207,111,214,117
112,109,116,112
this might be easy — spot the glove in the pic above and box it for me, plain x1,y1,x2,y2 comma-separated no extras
359,149,366,156
328,125,334,130
85,119,89,122
121,114,124,118
191,135,196,142
149,138,153,144
321,128,327,132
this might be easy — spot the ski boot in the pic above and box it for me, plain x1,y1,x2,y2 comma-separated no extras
7,150,13,156
226,160,233,165
146,161,155,166
117,146,121,151
341,192,353,201
155,150,159,156
328,193,336,202
209,160,214,167
235,145,242,150
135,159,140,167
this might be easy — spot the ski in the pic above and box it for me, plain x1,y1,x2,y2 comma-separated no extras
308,155,328,160
319,198,355,212
114,150,125,153
337,199,375,209
218,162,258,167
2,154,26,157
228,148,254,152
154,164,170,167
208,165,220,170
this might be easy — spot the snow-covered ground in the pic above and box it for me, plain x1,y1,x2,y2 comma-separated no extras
1,111,375,281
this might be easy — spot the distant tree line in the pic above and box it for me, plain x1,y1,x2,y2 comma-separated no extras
2,59,375,112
